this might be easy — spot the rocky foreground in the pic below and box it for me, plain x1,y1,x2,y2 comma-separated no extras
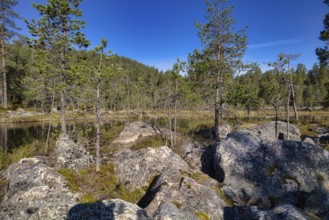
0,121,329,219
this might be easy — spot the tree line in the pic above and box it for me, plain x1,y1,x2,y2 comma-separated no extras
0,0,328,123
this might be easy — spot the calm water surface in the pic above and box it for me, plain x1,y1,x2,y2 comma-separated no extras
1,115,329,151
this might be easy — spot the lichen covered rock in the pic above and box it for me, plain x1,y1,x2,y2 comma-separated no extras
213,125,329,213
55,135,92,171
0,158,79,220
112,121,167,145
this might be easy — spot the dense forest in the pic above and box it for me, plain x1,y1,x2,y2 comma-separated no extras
0,0,328,120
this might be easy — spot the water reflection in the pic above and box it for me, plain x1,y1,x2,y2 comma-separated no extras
0,123,49,152
0,115,328,151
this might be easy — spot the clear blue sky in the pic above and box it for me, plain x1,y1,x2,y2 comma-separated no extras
16,0,327,72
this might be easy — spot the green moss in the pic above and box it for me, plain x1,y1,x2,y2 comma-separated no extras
297,122,317,137
171,200,183,209
58,168,80,192
131,135,166,151
0,140,45,170
80,193,97,203
59,163,145,204
186,172,210,185
317,173,325,182
211,186,234,207
267,166,276,177
185,182,192,189
195,211,210,220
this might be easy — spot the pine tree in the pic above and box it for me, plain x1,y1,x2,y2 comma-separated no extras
25,0,89,134
316,0,329,65
94,38,108,172
191,0,247,141
0,0,21,109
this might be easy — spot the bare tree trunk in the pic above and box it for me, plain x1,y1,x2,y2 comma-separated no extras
286,82,291,140
290,75,298,121
60,87,67,134
1,10,7,109
95,79,101,172
45,88,55,155
275,96,279,139
173,78,178,147
214,74,220,141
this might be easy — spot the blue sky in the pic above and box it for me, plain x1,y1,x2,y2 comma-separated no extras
16,0,327,72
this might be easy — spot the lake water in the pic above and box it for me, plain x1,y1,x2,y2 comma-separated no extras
1,115,329,152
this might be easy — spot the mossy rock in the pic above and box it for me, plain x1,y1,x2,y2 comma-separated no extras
59,163,145,204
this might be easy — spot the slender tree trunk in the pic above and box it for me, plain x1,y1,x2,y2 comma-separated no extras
173,78,178,147
60,19,67,134
290,75,298,121
214,74,220,141
287,58,298,121
168,85,173,147
95,44,105,172
45,88,55,155
95,79,101,172
275,96,279,139
1,10,7,109
286,82,291,140
60,47,67,134
60,86,67,134
214,29,222,142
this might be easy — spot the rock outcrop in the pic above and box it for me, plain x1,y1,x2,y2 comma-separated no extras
5,108,34,119
213,122,329,218
112,146,226,219
248,121,301,141
112,121,167,145
2,120,328,219
0,157,153,220
112,146,189,188
0,157,79,220
55,135,92,171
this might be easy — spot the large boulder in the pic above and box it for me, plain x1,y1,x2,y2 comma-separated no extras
213,125,329,216
145,175,226,219
112,146,226,219
180,142,217,178
67,199,152,220
0,157,79,220
5,108,34,119
249,121,301,141
112,121,167,145
112,146,189,188
55,135,92,171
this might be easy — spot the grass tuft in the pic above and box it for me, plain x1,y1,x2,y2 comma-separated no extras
58,163,145,203
131,135,166,151
195,211,210,220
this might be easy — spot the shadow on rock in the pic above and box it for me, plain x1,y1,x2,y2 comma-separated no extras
67,199,152,220
201,144,225,181
137,174,163,208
